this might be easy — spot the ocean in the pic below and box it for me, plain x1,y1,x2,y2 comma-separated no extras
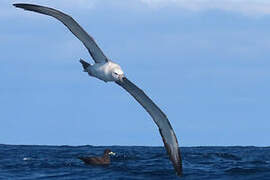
0,145,269,179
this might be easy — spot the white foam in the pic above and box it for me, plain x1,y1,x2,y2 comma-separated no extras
23,157,31,161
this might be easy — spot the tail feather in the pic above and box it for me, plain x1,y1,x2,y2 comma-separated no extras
80,59,90,71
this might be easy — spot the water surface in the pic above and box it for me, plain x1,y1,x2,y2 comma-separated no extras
0,145,269,179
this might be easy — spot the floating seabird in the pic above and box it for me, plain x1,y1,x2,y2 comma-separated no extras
14,3,183,176
78,149,116,165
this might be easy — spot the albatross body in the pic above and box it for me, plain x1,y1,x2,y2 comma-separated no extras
14,3,182,176
86,61,124,82
78,149,116,165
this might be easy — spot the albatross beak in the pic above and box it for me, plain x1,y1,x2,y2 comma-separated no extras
119,75,124,82
108,151,116,156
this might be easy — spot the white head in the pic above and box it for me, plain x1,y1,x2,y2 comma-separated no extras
112,67,124,82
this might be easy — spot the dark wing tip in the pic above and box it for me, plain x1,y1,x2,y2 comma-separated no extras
160,130,183,176
13,3,22,7
13,3,51,13
13,3,36,9
175,155,183,176
13,3,44,13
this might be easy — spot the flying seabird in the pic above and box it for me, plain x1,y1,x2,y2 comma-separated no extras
78,149,116,165
14,3,183,176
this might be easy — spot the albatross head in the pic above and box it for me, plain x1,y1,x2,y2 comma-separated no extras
112,68,124,82
104,149,116,156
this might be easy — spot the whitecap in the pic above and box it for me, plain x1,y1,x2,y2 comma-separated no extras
23,157,31,161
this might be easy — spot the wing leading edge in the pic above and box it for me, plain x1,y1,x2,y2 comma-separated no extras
116,77,182,176
13,3,108,63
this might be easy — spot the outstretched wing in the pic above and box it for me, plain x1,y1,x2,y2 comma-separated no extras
14,3,108,63
116,77,182,176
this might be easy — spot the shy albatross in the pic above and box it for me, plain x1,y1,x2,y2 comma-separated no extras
14,3,183,176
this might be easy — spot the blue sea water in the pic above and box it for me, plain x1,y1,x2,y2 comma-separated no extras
0,145,269,180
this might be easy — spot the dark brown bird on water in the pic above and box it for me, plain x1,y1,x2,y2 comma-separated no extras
78,149,116,165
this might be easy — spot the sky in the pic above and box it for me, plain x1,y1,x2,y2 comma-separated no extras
1,0,270,146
